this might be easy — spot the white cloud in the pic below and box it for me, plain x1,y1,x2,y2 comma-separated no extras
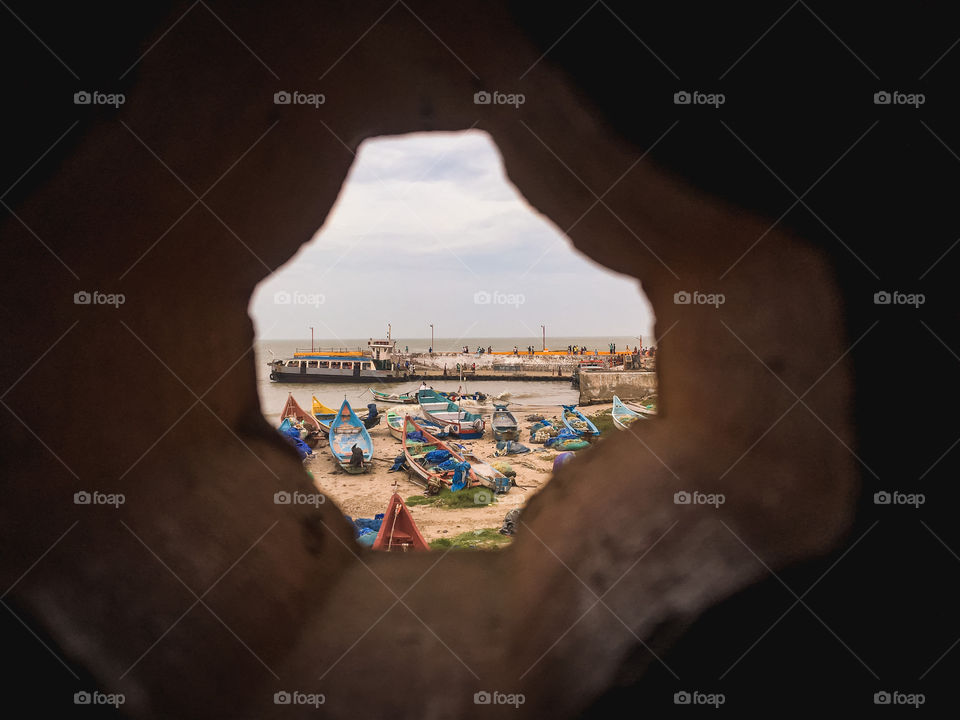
250,130,654,339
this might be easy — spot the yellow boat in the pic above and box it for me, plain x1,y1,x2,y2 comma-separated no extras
312,396,338,433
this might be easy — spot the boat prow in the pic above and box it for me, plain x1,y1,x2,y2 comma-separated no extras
372,493,430,551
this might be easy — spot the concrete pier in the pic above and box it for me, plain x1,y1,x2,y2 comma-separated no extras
578,370,658,405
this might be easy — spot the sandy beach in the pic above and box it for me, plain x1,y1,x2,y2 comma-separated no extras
303,402,579,543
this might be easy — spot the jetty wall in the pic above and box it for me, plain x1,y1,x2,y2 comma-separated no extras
578,370,657,405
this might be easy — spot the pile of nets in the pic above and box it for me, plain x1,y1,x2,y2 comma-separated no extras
529,420,560,444
545,429,589,451
344,513,385,548
491,461,516,478
279,420,313,460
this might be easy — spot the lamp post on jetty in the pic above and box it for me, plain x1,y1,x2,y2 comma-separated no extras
429,324,434,353
541,325,545,351
310,326,314,352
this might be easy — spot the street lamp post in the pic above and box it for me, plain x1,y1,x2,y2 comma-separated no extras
429,324,434,353
541,325,545,351
310,326,314,352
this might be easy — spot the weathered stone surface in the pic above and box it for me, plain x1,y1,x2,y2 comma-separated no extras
1,1,952,717
579,370,657,404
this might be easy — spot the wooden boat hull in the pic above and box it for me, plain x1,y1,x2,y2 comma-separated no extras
402,416,506,492
491,404,519,441
561,404,600,440
416,389,485,439
311,396,337,434
372,493,429,551
386,409,406,440
371,387,417,404
328,399,374,472
611,395,645,430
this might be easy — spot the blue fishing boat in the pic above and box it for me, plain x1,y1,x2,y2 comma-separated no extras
417,389,485,439
611,395,645,430
328,399,373,473
560,404,600,440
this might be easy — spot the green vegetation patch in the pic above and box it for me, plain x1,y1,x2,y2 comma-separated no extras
429,528,512,550
589,408,616,437
405,486,497,509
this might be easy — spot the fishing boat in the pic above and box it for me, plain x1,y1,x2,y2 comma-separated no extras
386,409,448,441
328,399,373,473
279,393,322,446
371,493,430,551
315,399,380,433
491,404,519,441
370,387,418,404
561,404,600,440
417,389,485,439
403,417,508,493
312,396,337,431
611,395,645,430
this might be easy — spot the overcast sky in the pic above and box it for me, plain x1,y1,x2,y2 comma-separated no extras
249,130,654,342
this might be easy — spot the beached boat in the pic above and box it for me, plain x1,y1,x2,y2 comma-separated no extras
491,404,519,441
612,395,645,430
328,399,373,473
386,409,448,441
417,389,485,439
279,393,322,446
371,493,430,551
312,395,337,432
561,404,600,440
315,399,380,433
403,416,508,493
370,387,418,404
386,409,407,440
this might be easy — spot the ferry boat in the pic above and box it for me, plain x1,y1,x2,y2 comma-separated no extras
268,329,400,383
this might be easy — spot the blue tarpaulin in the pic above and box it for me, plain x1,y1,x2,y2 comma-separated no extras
425,449,452,463
279,422,312,459
450,461,471,491
495,440,531,455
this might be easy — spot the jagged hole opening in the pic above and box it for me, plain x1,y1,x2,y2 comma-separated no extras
248,130,656,552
